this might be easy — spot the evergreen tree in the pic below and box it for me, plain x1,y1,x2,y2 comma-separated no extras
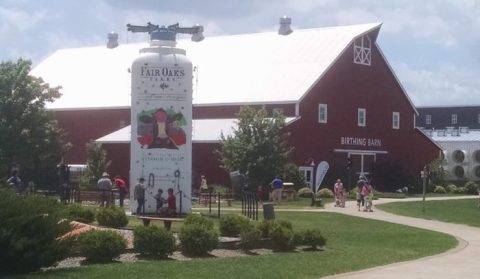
0,59,66,189
217,106,293,189
80,141,111,190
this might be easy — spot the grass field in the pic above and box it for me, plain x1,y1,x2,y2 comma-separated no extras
378,198,480,228
21,211,457,279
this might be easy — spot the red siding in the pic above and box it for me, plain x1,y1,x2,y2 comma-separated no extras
54,108,130,163
288,40,439,188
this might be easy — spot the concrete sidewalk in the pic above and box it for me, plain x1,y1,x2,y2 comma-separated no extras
323,196,480,279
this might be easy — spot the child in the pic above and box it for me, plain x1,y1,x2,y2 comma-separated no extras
154,189,167,214
159,188,177,217
334,179,343,207
356,182,363,211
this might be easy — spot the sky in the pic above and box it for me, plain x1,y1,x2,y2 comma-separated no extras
1,0,479,106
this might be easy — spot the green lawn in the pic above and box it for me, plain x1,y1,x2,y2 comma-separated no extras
378,198,480,228
21,211,457,279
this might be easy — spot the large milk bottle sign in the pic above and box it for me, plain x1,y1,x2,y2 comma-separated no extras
128,23,204,214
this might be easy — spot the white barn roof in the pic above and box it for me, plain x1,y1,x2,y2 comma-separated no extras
31,23,382,110
96,117,296,143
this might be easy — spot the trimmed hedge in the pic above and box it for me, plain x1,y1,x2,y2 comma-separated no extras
96,205,128,228
269,220,296,251
63,203,95,224
77,230,126,263
433,185,446,194
219,214,252,237
133,225,175,257
179,222,218,256
316,188,334,198
301,229,326,249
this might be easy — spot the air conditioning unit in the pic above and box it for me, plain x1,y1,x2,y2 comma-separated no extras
452,165,466,179
451,150,466,163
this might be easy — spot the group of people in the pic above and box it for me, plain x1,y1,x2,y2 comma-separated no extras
333,177,374,212
96,172,129,207
354,178,374,212
132,177,176,216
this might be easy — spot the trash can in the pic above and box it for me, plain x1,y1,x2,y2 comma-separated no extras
263,202,275,220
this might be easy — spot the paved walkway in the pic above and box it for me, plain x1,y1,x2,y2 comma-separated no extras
323,196,480,279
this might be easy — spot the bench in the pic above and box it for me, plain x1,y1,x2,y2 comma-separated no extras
137,216,184,230
75,190,101,203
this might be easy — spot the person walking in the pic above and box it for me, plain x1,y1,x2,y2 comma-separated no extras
97,172,112,206
133,178,146,215
113,175,128,207
7,170,23,193
334,179,344,207
271,175,284,204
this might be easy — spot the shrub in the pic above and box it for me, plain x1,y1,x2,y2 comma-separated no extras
257,219,275,238
0,189,70,275
133,225,175,257
239,226,262,250
464,181,479,195
269,220,296,251
446,183,458,193
219,214,252,237
77,230,126,263
297,187,312,198
433,185,446,194
179,223,218,256
455,187,467,194
183,214,214,230
301,229,326,249
316,188,334,198
96,206,128,228
63,203,95,224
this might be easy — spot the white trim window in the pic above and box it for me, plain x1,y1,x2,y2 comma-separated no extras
358,108,366,127
318,104,327,123
354,35,371,66
451,114,458,125
425,114,431,125
392,112,400,129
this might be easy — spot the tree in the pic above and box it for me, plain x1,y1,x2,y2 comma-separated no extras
428,158,447,186
217,106,293,189
0,59,66,189
80,141,111,190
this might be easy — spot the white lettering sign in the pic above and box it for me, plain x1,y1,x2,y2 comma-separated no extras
340,137,382,147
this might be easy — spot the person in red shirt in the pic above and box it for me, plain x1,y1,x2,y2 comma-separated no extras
166,188,177,215
114,175,128,207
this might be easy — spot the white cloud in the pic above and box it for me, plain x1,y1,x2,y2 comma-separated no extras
393,61,480,106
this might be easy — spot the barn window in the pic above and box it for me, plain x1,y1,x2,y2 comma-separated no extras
451,114,457,124
392,112,400,129
358,108,366,127
425,115,431,125
318,104,327,123
353,35,371,66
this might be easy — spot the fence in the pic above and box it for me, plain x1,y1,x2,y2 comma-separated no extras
241,191,259,220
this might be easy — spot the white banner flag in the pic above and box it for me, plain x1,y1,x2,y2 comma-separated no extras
315,161,329,192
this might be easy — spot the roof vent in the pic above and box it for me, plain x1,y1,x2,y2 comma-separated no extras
107,32,119,49
460,126,469,133
278,16,293,35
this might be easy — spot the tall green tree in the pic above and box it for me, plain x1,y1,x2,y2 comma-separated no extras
80,141,111,190
0,59,66,188
217,106,293,189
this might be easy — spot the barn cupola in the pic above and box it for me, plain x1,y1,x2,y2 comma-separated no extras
278,16,293,35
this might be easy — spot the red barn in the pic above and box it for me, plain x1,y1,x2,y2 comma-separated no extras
31,22,440,191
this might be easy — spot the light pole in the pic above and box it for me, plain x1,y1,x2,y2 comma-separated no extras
421,166,428,212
